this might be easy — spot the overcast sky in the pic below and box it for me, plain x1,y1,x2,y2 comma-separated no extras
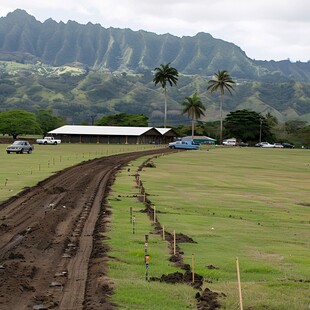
1,0,309,62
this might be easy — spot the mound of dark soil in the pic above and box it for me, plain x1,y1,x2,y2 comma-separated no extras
151,273,222,308
143,161,156,168
196,287,224,310
159,271,184,284
150,270,203,288
176,233,196,243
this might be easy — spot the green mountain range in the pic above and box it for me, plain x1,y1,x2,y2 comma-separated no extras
0,9,310,125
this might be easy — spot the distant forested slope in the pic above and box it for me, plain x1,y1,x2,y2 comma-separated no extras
1,61,310,125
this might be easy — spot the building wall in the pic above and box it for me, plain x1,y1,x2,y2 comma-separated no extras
52,134,168,144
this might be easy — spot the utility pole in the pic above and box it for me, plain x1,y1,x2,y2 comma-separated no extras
259,119,263,143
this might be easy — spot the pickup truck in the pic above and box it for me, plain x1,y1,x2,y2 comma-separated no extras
36,137,61,145
168,140,200,150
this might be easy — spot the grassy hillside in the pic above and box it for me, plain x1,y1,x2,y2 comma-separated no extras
1,61,310,126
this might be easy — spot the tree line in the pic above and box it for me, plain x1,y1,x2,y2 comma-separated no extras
152,63,309,147
0,110,65,139
0,63,309,147
153,63,235,143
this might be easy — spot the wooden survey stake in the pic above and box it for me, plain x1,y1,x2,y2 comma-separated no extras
192,254,195,283
236,257,243,310
173,229,176,255
145,235,149,281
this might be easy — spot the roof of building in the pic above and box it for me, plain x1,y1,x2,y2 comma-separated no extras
156,128,179,136
48,125,177,137
156,128,171,135
183,135,216,141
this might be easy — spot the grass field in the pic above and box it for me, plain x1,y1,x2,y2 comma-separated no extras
107,147,310,309
1,144,309,309
0,143,162,203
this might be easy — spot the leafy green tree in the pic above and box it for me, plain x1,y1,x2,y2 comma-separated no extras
181,93,206,139
153,63,178,128
0,110,42,139
224,109,273,143
36,109,65,136
294,125,310,147
284,120,307,134
207,70,235,144
95,113,149,127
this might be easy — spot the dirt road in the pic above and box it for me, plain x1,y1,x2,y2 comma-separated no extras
0,148,175,310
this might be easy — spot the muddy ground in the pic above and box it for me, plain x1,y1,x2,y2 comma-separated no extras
0,148,221,310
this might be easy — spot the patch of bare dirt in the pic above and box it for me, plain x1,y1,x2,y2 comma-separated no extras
196,288,225,310
0,148,175,310
150,271,204,289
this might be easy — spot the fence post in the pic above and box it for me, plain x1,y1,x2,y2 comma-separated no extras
236,257,243,310
192,254,195,283
132,215,136,234
145,235,149,281
173,229,176,255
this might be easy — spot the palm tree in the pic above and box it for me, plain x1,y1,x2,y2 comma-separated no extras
153,63,178,127
181,92,206,139
207,70,235,144
265,112,278,127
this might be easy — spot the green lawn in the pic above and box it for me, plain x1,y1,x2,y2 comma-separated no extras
108,147,310,309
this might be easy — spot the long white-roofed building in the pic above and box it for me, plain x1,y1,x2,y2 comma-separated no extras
48,125,178,144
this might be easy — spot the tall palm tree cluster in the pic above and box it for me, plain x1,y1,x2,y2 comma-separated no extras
153,64,235,141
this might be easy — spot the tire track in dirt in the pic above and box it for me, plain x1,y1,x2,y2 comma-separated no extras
0,148,175,310
58,166,118,310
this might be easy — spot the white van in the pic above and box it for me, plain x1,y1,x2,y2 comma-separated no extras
222,138,237,146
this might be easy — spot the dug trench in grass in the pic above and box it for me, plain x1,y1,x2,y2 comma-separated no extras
135,157,225,309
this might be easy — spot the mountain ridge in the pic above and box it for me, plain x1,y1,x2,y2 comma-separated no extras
1,9,310,82
0,9,310,125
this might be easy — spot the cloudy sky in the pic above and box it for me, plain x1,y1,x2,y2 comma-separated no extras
1,0,309,62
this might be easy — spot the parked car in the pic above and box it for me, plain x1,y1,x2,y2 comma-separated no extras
261,142,275,148
222,138,237,146
282,143,294,148
255,142,274,148
237,142,249,147
6,141,34,154
274,143,284,148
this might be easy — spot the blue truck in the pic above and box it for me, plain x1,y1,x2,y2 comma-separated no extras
168,139,200,150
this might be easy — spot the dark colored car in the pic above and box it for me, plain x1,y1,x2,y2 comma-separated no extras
282,143,294,149
6,141,34,154
238,142,249,147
